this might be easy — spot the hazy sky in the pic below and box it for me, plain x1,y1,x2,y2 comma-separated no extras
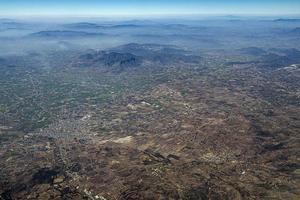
1,0,300,16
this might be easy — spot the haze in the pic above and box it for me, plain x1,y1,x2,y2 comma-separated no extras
0,1,300,200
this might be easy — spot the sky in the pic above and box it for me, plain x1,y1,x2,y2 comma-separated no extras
0,0,300,17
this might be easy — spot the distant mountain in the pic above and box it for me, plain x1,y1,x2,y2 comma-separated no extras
74,50,143,72
73,43,200,72
63,23,146,30
273,48,300,60
165,24,190,28
274,18,300,22
261,53,291,68
0,20,27,30
120,20,157,25
223,15,242,19
0,57,6,64
111,43,200,64
72,43,201,72
0,18,15,22
237,47,267,56
109,24,142,29
62,23,192,31
28,30,105,38
111,43,190,57
261,48,300,68
1,21,23,26
64,22,104,29
290,27,300,35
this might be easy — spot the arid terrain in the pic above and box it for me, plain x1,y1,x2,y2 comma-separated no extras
0,18,300,199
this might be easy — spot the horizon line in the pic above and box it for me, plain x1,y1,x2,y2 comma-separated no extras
1,13,300,19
